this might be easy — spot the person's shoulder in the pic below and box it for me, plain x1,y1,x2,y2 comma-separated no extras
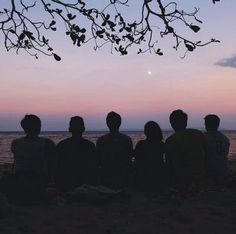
185,128,205,138
186,128,203,134
165,132,178,143
81,138,95,147
56,137,71,147
11,137,25,145
217,131,230,143
135,139,146,148
40,137,56,147
119,132,131,140
97,133,109,143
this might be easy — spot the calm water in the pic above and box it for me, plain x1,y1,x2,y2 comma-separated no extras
0,131,236,164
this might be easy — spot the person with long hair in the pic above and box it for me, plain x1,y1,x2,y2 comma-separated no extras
134,121,165,191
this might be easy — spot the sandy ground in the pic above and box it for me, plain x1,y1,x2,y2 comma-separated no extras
0,161,236,234
0,188,236,234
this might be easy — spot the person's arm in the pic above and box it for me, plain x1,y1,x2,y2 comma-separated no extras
201,133,208,175
164,139,171,168
222,136,230,157
160,141,165,166
88,142,100,185
45,139,56,183
96,138,102,168
127,137,134,167
133,141,142,169
11,139,17,171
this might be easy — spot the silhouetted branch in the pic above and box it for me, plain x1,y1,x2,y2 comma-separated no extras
0,0,221,61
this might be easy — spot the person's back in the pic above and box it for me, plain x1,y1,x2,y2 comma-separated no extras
55,116,97,192
96,112,133,189
9,115,55,203
204,115,230,182
134,121,165,191
12,137,54,178
165,110,206,186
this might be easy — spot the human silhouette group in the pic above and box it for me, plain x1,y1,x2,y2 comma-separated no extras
0,110,230,204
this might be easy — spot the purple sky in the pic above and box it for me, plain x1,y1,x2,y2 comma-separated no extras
0,0,236,131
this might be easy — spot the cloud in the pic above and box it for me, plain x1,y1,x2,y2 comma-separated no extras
215,55,236,68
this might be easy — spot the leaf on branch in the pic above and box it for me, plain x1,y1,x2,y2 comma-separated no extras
184,41,195,52
49,20,56,27
67,13,76,20
80,28,86,33
56,8,63,14
195,18,203,24
24,31,35,40
190,25,200,33
167,26,174,33
96,30,105,38
156,48,163,56
53,53,61,61
18,33,25,41
42,36,48,44
115,45,128,55
126,34,134,41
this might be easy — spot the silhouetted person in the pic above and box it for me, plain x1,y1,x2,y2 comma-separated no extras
9,115,55,203
96,112,133,189
165,110,206,187
134,121,165,191
204,114,230,184
55,116,97,192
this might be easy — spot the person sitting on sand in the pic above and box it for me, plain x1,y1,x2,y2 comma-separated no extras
10,114,55,203
96,112,133,189
165,110,207,187
55,116,98,192
204,114,230,184
134,121,165,191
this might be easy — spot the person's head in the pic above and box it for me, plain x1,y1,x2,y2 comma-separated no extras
69,116,85,136
204,114,220,131
169,109,188,132
106,111,121,132
21,114,41,136
144,121,163,141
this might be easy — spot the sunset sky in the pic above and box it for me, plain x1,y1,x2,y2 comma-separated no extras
0,0,236,131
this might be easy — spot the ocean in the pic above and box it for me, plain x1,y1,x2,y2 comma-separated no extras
0,131,236,164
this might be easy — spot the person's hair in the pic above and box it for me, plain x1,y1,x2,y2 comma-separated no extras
69,116,85,133
204,114,220,131
144,121,163,141
21,114,41,135
169,109,188,131
106,111,121,131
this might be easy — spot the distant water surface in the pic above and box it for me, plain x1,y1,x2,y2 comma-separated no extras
0,131,236,164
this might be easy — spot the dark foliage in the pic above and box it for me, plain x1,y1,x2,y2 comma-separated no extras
0,0,220,61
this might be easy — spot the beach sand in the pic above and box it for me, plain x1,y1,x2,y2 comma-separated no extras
0,161,236,234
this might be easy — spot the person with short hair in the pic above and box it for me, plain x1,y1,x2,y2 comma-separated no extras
134,121,165,191
96,112,133,189
9,114,55,203
204,114,230,183
165,110,206,186
55,116,98,192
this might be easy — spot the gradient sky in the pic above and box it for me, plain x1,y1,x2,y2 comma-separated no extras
0,0,236,131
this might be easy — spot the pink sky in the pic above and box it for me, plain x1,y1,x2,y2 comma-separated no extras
0,1,236,130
